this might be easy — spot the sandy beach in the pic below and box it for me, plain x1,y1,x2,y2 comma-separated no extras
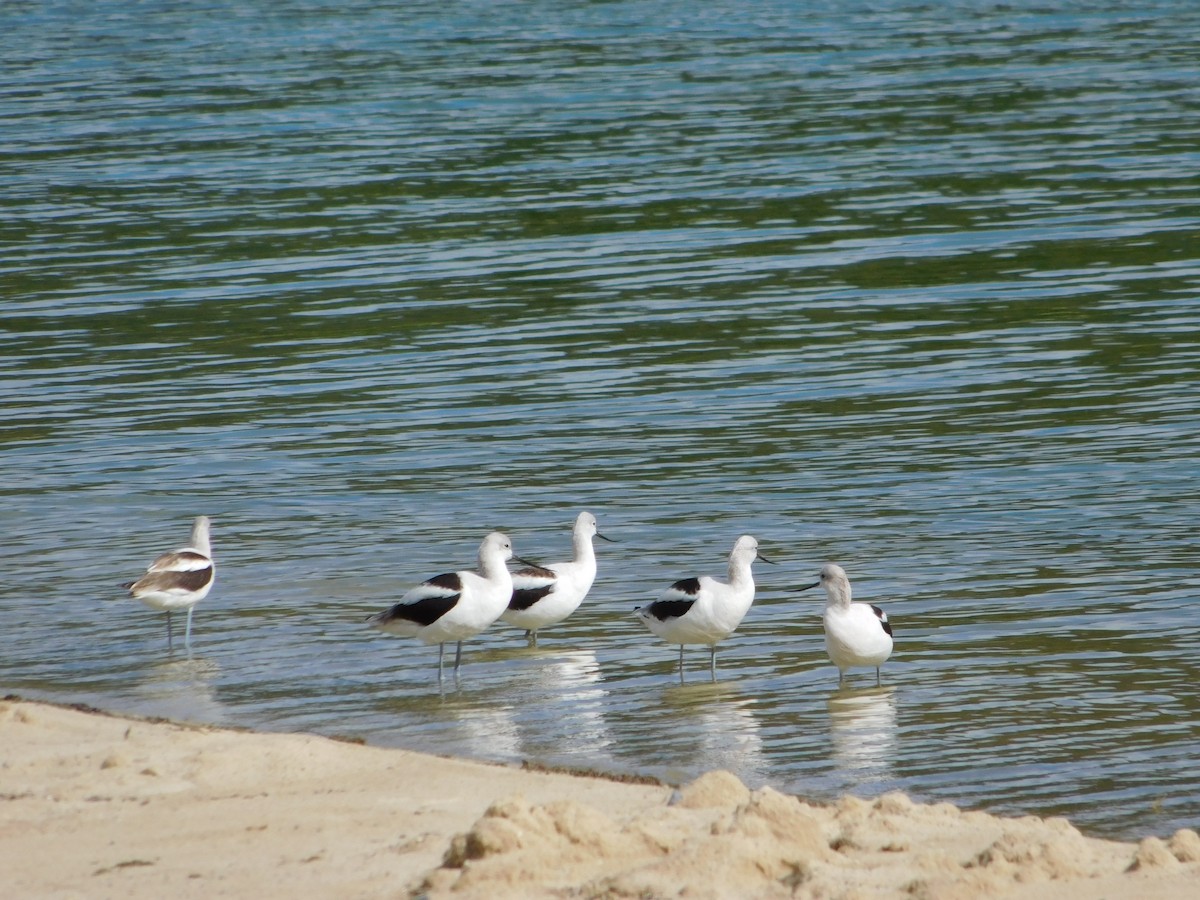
2,697,1196,899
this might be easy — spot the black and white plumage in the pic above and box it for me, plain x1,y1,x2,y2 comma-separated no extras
366,531,529,677
502,511,614,645
635,535,772,682
122,515,214,650
796,563,893,686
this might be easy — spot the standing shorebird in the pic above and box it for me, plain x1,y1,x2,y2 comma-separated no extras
123,515,215,650
635,535,772,682
796,563,893,686
367,531,531,678
502,511,615,645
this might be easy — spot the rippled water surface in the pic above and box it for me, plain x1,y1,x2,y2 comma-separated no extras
3,0,1199,841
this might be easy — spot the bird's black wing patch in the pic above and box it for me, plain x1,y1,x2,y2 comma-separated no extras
643,598,696,621
129,565,214,594
871,604,893,637
509,585,554,611
426,572,463,592
384,594,459,627
668,577,702,597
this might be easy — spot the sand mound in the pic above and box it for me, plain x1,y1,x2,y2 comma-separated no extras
420,772,1200,900
422,779,832,899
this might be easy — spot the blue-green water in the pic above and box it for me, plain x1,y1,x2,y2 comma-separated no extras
3,0,1199,841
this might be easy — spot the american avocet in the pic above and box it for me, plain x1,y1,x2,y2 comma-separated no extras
122,515,214,650
366,531,531,677
635,535,772,682
502,511,615,645
796,563,893,686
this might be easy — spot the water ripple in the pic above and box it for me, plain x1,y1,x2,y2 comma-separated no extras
2,0,1199,841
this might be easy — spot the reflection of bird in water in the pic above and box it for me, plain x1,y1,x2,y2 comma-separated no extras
134,655,225,723
444,701,523,760
696,697,766,783
503,511,616,645
662,683,767,784
425,650,613,764
515,649,614,758
827,685,897,779
795,563,893,685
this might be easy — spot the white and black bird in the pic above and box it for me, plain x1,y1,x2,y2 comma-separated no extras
796,563,893,686
635,534,772,681
367,531,531,677
502,511,615,645
122,515,215,650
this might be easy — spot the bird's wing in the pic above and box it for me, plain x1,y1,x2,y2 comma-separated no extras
509,566,558,610
146,549,211,574
376,572,463,627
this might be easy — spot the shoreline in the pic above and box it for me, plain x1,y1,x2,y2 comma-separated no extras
2,696,1196,899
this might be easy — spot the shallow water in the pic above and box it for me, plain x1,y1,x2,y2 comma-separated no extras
3,0,1199,841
